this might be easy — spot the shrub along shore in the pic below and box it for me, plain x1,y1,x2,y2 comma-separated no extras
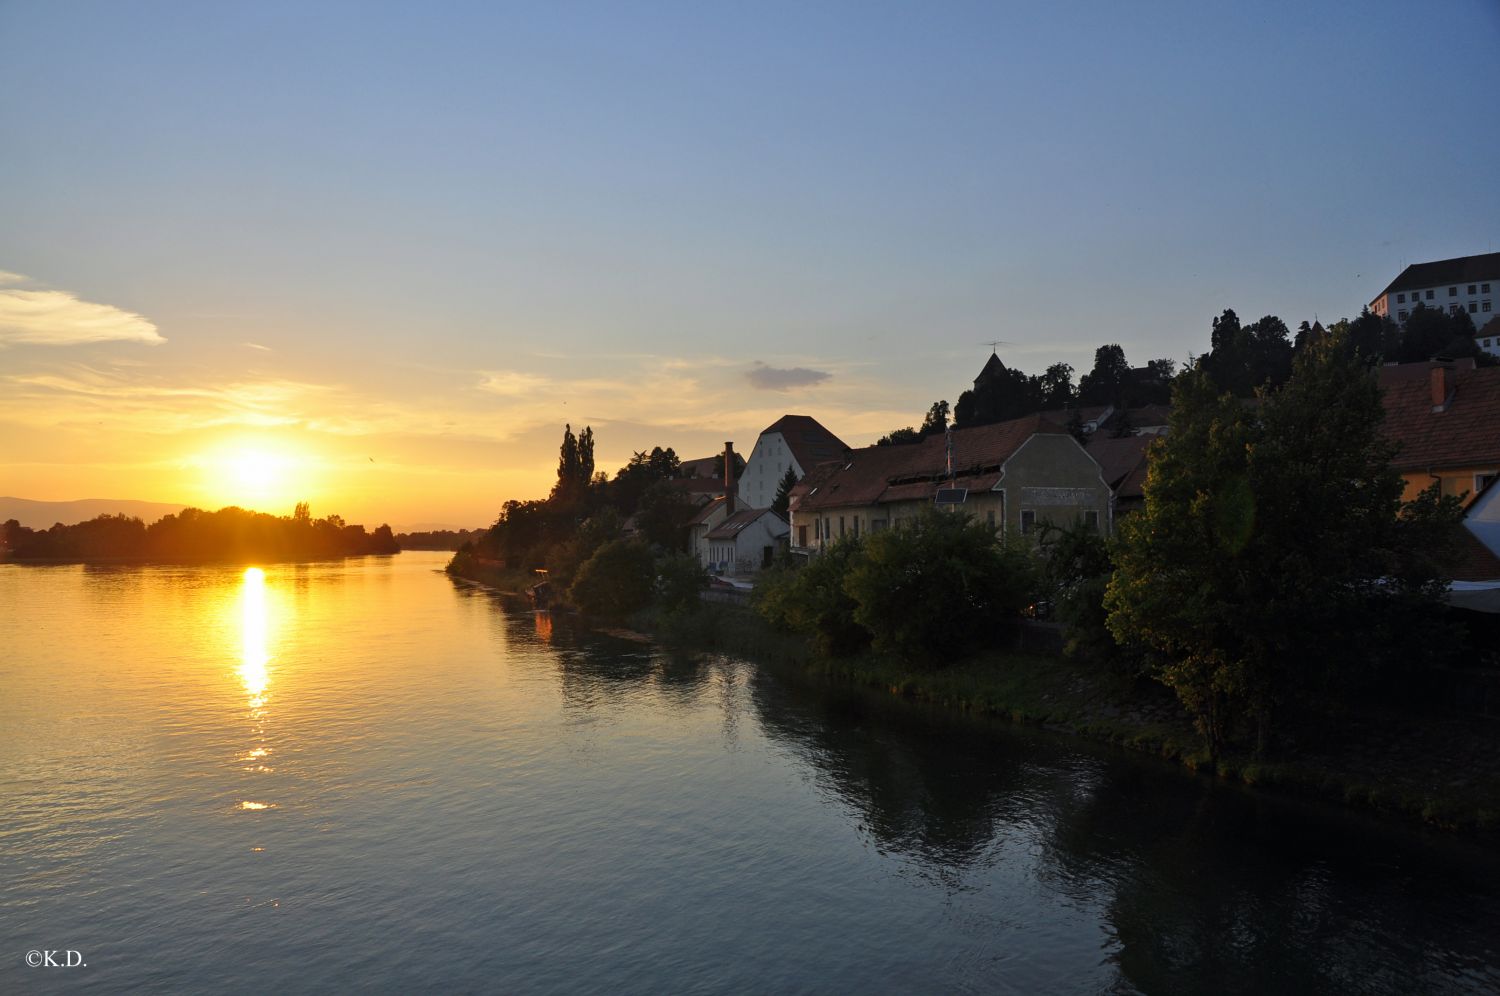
447,556,1500,837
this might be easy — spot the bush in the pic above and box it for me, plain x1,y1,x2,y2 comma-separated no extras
751,539,870,657
568,539,656,619
1037,522,1124,666
843,509,1035,668
655,551,708,614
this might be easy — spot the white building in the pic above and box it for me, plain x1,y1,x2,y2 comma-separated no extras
737,414,848,511
1478,317,1500,360
1370,252,1499,354
702,508,790,576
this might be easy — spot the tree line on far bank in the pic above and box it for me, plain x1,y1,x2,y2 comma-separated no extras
1,503,399,562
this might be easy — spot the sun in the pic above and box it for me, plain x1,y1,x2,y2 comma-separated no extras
196,441,316,512
232,450,283,493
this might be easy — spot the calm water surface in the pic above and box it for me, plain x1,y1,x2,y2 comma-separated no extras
2,553,1498,994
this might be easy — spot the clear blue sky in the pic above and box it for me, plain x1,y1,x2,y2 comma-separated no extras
2,0,1497,523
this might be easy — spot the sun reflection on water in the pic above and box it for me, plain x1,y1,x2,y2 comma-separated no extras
237,567,277,806
240,567,270,706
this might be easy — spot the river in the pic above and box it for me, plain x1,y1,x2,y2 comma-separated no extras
2,552,1497,993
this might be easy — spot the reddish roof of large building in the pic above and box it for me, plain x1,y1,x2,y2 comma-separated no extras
1085,434,1155,499
793,414,1071,513
1377,360,1500,470
758,414,849,471
1373,252,1500,302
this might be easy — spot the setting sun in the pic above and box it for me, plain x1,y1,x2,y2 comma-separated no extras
193,441,319,513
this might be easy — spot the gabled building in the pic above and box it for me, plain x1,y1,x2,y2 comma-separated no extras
738,415,848,511
1369,252,1499,331
704,508,790,576
1377,359,1500,502
787,414,1113,553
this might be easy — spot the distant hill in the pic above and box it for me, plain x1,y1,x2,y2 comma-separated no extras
0,497,188,529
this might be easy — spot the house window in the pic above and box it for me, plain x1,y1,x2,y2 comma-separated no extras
1483,283,1491,293
852,517,860,537
1020,510,1036,535
1484,301,1492,313
1449,304,1459,314
1470,302,1478,313
1397,293,1405,303
1426,290,1435,300
797,525,807,547
1478,473,1497,493
838,516,845,537
1398,311,1408,321
1449,286,1458,296
1084,510,1100,532
871,518,888,532
1469,285,1477,295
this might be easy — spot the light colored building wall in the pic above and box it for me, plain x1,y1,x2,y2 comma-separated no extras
1467,482,1500,558
1375,278,1496,331
740,431,800,511
709,514,789,576
689,503,730,568
994,433,1112,539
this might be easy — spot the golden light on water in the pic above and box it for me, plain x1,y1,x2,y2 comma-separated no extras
240,567,270,704
237,567,278,809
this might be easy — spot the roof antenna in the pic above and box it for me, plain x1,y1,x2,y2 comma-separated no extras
981,340,1011,354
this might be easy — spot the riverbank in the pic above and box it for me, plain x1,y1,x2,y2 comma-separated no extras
631,601,1500,836
446,557,1500,835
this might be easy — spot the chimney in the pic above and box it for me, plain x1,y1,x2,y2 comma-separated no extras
1431,364,1453,412
723,441,735,516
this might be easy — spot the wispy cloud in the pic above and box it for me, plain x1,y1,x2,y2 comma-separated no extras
0,276,163,347
242,342,271,352
477,370,554,396
744,362,833,391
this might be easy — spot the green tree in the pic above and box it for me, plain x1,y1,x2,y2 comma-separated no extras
654,551,708,614
1104,366,1260,757
771,465,800,518
919,399,950,436
876,426,921,446
568,538,656,618
843,509,1035,668
752,537,870,657
1078,344,1131,406
1038,521,1120,664
1107,330,1458,757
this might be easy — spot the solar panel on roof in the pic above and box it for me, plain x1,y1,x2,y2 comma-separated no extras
934,488,968,505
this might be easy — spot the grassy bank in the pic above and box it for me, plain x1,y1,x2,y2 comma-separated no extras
445,551,534,594
633,601,1500,836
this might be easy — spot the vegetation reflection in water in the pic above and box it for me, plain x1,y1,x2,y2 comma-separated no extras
238,566,277,809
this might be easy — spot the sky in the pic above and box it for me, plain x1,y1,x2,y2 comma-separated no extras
2,0,1498,528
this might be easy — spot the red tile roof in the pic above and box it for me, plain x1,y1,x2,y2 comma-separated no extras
1377,361,1500,471
795,414,1068,513
1085,434,1155,498
758,415,849,471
